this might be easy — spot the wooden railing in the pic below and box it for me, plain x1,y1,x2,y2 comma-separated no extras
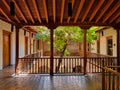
102,66,120,90
17,53,117,74
87,57,117,73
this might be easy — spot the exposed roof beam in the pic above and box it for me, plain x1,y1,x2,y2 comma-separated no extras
74,0,85,23
95,0,114,23
67,0,75,23
42,0,48,23
109,10,120,23
0,8,11,21
12,0,28,23
60,0,65,23
81,0,94,22
53,0,56,23
116,17,120,24
89,0,104,22
102,1,120,23
2,0,20,23
32,0,41,23
22,0,34,23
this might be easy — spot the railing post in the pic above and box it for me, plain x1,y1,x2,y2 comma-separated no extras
50,28,54,76
102,59,105,90
83,29,87,75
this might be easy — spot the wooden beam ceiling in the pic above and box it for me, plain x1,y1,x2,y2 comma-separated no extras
60,0,65,23
109,9,120,23
67,0,75,23
0,0,119,29
12,0,28,23
42,0,48,23
95,0,114,23
102,1,120,23
89,0,104,22
81,0,94,22
74,0,85,23
2,0,20,23
32,0,41,23
0,8,11,22
53,0,56,23
22,0,34,23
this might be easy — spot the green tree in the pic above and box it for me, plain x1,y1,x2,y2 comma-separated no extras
35,26,97,72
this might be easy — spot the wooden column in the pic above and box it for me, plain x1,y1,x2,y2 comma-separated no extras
29,32,32,54
15,26,19,74
50,28,54,75
117,29,120,71
83,29,87,75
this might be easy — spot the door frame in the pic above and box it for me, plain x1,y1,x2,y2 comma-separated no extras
3,30,11,67
106,36,113,55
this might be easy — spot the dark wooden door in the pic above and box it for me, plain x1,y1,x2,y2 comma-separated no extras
107,36,113,56
3,31,11,67
25,36,28,55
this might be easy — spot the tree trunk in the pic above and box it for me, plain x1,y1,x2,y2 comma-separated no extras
56,43,67,73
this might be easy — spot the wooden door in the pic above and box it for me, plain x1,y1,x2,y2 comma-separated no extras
107,36,113,56
25,36,28,55
3,31,11,67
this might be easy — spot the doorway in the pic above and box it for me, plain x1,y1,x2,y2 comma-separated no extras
3,31,11,67
107,36,113,56
25,36,28,55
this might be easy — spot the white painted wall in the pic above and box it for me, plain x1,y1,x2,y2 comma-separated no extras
0,20,27,69
91,27,117,56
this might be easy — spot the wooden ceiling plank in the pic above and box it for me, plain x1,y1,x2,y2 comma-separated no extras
2,0,20,23
109,10,120,23
81,0,94,22
12,0,27,23
89,0,104,22
42,0,48,23
32,0,41,23
95,0,114,23
0,8,11,21
60,0,65,23
74,0,85,23
102,1,120,23
22,0,34,23
116,17,120,23
53,0,56,23
67,0,75,23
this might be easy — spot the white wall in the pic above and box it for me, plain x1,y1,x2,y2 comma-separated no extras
0,20,28,69
100,28,117,56
91,27,117,56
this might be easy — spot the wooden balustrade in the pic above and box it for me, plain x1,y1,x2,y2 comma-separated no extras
87,57,117,73
102,66,120,90
17,53,117,75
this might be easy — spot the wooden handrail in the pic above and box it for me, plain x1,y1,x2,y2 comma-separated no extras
103,66,120,76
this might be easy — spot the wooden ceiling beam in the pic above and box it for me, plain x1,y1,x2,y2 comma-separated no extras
67,0,75,23
53,0,56,23
2,0,20,23
109,10,120,23
89,0,104,22
22,0,34,23
74,0,85,23
81,0,94,22
0,8,11,21
116,17,120,24
95,0,114,23
32,0,41,23
12,0,28,23
102,1,120,23
60,0,65,23
42,0,48,23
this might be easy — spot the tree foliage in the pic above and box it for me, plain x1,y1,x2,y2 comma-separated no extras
35,26,97,56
